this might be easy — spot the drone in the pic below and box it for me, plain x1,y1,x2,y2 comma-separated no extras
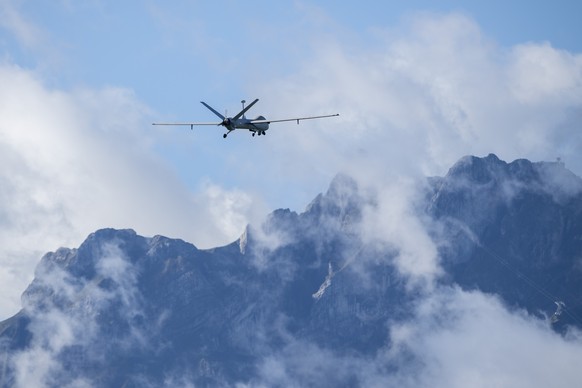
153,99,339,138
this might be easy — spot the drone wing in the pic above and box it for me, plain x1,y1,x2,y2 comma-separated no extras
249,113,339,125
152,122,221,126
152,100,227,127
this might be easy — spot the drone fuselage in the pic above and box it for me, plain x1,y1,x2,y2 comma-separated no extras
233,116,269,132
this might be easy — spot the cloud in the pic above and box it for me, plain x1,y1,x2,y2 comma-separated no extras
0,0,44,51
8,240,153,388
243,286,582,388
381,287,582,388
0,63,263,319
508,42,582,105
358,177,441,288
256,12,582,182
201,180,266,245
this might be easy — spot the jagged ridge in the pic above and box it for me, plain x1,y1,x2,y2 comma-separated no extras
2,154,582,387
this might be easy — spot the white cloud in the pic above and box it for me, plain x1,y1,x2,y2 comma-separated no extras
9,240,154,388
245,287,582,388
257,12,582,181
508,42,582,105
356,177,441,288
380,287,582,388
13,261,96,387
0,63,262,319
201,180,263,245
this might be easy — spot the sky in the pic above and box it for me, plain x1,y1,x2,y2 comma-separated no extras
1,0,582,353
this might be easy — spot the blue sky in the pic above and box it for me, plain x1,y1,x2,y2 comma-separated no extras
1,0,582,319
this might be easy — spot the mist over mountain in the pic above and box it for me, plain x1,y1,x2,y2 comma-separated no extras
2,154,582,387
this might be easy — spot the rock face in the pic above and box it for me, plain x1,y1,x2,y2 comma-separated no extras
427,154,582,329
1,155,582,387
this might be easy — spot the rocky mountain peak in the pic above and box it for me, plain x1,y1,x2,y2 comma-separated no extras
444,153,582,196
3,155,582,387
446,153,506,184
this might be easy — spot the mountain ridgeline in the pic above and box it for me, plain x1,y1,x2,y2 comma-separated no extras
1,154,581,387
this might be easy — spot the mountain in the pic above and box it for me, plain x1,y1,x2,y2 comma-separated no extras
428,154,582,329
1,154,582,387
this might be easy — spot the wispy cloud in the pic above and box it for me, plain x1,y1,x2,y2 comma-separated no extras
358,177,441,289
9,239,150,387
0,0,44,51
242,286,582,388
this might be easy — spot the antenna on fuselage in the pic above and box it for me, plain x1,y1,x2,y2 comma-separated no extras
241,100,246,118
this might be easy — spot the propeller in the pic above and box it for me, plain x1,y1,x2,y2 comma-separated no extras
221,109,230,127
221,117,232,128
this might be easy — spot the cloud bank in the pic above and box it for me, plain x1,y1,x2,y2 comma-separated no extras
0,63,264,318
256,12,582,185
